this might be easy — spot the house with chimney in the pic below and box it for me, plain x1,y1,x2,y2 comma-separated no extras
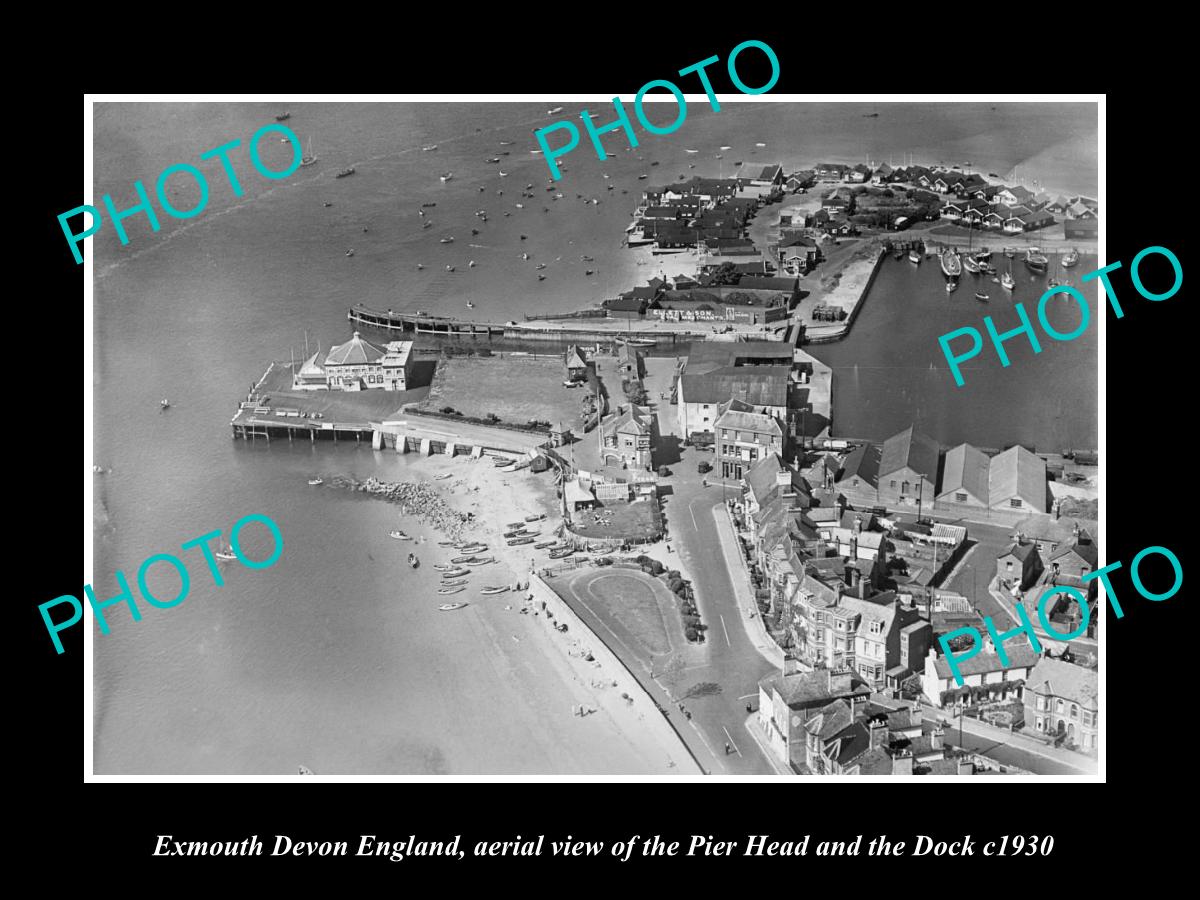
1024,656,1099,753
757,663,873,768
922,638,1039,709
997,540,1044,592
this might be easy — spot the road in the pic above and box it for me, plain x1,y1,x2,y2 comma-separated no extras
926,709,1095,775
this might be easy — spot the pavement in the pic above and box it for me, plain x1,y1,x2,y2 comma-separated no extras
925,705,1096,775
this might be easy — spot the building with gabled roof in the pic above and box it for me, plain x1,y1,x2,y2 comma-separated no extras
997,540,1044,592
1024,656,1098,753
601,404,655,470
879,426,941,507
923,641,1039,708
716,400,785,481
320,332,414,392
757,665,872,767
989,444,1047,513
938,443,990,507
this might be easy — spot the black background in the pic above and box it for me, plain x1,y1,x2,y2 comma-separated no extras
23,26,1185,883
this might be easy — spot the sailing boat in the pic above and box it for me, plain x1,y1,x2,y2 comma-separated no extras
215,543,238,561
1001,266,1015,291
300,137,317,168
1047,252,1061,289
961,225,981,274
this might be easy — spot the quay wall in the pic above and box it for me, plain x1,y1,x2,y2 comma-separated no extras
803,247,886,346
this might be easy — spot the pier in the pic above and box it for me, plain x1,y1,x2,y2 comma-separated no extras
348,305,742,347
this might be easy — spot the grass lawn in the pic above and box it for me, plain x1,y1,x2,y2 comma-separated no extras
569,500,663,541
572,570,677,658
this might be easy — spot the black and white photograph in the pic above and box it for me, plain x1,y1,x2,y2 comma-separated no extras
78,95,1104,779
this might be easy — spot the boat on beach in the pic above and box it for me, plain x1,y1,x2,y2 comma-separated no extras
525,514,546,522
465,557,496,566
549,548,574,559
507,537,535,546
441,567,470,579
439,602,467,610
480,586,510,595
975,291,990,302
434,472,452,480
441,579,468,587
389,530,411,540
534,540,556,549
451,555,478,564
437,587,465,596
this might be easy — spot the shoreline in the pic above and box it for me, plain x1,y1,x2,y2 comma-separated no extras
335,453,698,774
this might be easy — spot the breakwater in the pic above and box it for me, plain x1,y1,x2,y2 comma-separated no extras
349,305,718,347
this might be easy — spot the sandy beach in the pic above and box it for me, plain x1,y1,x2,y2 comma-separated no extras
345,449,697,774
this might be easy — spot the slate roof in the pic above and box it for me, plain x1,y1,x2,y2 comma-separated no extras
716,406,782,436
681,367,789,406
325,332,384,366
932,644,1040,679
880,426,940,480
989,445,1046,512
940,443,990,501
838,443,881,487
1025,657,1098,708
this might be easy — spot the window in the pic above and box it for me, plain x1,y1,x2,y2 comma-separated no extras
1070,704,1079,719
722,430,730,439
890,480,897,489
1036,717,1043,731
1082,711,1092,726
1036,695,1045,711
1056,699,1064,713
1010,498,1022,508
956,492,968,502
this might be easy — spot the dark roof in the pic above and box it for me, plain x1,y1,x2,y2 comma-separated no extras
681,367,789,406
605,296,646,312
685,340,793,375
880,426,940,480
1001,542,1038,562
1050,541,1098,568
838,443,881,487
739,274,799,292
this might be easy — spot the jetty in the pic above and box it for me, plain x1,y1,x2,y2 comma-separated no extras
348,305,754,347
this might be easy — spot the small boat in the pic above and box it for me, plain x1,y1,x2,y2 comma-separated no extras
422,221,433,229
974,248,992,262
755,142,767,147
537,275,546,281
638,174,648,180
940,248,962,278
441,567,470,579
720,145,732,150
297,765,314,775
1003,246,1018,258
422,202,437,208
215,545,238,562
549,548,574,559
584,269,593,276
650,161,659,167
345,249,354,257
446,265,455,272
465,557,496,566
685,149,698,154
440,173,453,182
323,202,333,207
437,540,455,546
525,513,546,522
1024,248,1048,273
978,261,995,275
408,554,419,569
521,252,529,260
275,112,291,121
471,229,479,236
307,476,323,486
439,602,467,610
440,236,455,243
441,579,468,587
437,588,465,597
945,280,957,294
547,106,563,115
423,145,438,151
486,157,501,163
534,540,556,549
1001,270,1015,291
433,563,455,571
616,337,656,348
480,586,510,595
733,161,743,167
416,263,425,270
160,398,171,409
962,255,981,274
581,255,594,261
503,529,529,539
300,137,317,168
469,260,476,268
451,555,477,564
507,537,535,546
908,249,921,264
863,113,879,118
389,530,411,540
1062,248,1080,268
975,291,990,302
535,263,546,270
466,302,475,309
335,167,355,178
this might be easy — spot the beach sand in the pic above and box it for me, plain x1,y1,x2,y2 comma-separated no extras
363,449,695,774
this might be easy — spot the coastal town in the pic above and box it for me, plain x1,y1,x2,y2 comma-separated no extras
231,151,1100,778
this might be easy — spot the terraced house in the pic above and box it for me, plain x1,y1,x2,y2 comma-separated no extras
1024,657,1099,753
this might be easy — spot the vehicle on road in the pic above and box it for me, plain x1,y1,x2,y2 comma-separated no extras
697,461,712,475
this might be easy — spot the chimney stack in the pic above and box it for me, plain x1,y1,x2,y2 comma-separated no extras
782,654,801,676
930,727,944,751
869,719,888,750
892,750,914,776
